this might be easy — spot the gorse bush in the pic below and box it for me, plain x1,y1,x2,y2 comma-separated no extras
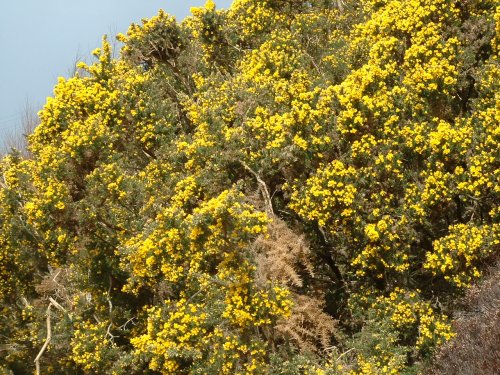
0,0,498,374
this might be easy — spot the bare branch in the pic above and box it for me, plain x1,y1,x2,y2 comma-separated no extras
240,161,275,217
34,296,71,374
48,297,67,314
118,317,136,330
34,304,53,375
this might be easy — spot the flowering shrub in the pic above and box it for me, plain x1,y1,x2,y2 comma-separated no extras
1,0,498,374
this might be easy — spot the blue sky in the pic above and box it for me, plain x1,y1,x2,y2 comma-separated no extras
0,0,232,140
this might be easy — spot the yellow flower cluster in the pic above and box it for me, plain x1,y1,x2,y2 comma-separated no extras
71,321,114,372
290,160,358,228
425,223,500,287
205,328,268,375
131,300,207,373
229,0,286,38
353,353,406,375
223,285,292,328
371,288,455,350
348,285,454,373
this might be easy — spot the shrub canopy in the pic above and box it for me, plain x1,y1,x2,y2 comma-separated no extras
0,0,498,374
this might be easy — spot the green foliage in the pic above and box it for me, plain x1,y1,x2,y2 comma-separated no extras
1,0,498,373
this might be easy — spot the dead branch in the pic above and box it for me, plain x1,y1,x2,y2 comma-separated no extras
34,298,69,375
34,304,53,375
240,161,275,217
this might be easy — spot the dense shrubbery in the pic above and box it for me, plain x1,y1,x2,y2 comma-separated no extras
0,0,498,374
